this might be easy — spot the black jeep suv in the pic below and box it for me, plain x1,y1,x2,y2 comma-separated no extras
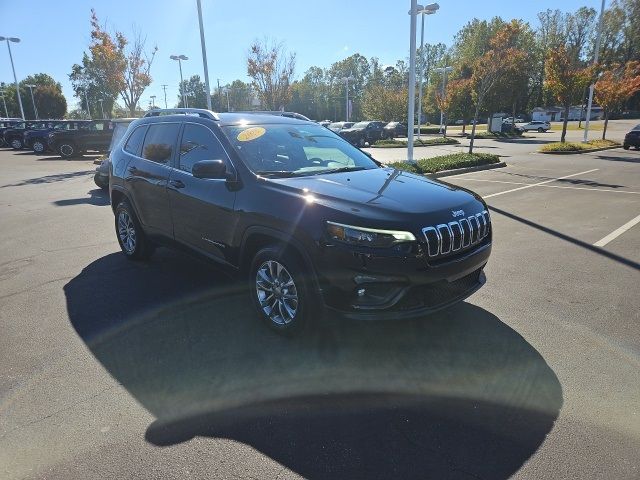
48,119,113,158
109,109,491,333
339,121,388,146
24,120,90,153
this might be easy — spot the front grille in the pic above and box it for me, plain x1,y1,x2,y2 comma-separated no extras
422,210,490,258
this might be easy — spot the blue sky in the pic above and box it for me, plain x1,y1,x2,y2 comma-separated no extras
1,0,602,110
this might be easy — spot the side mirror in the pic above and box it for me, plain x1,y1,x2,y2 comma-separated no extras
192,159,228,179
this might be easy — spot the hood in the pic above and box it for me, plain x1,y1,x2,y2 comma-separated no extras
265,167,485,227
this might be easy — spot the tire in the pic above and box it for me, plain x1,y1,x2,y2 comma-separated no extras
114,200,154,261
358,137,366,147
10,138,23,150
250,246,311,334
537,127,544,133
32,139,46,154
623,145,630,150
58,142,78,159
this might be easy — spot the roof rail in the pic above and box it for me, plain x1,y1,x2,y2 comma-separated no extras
144,108,220,121
232,111,311,121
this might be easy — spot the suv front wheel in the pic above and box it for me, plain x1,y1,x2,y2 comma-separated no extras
115,200,154,261
58,142,78,159
250,246,310,334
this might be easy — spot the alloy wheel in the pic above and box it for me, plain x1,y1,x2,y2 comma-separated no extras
33,141,45,153
117,211,137,254
10,139,22,149
60,144,74,157
255,260,299,325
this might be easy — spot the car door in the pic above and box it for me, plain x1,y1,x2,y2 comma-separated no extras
167,122,237,262
124,122,180,237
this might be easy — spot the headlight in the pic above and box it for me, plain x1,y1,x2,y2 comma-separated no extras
326,221,416,248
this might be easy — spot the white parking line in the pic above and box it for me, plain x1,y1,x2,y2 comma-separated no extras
593,214,640,247
461,178,640,195
483,169,600,198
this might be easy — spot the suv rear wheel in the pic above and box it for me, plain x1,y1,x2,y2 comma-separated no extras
115,200,154,261
250,246,310,334
32,139,46,154
10,138,23,150
58,142,78,159
537,127,545,133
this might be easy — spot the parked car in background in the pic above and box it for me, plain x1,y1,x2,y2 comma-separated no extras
339,121,387,146
0,119,23,147
25,120,90,153
3,121,47,150
328,121,354,133
48,119,113,158
319,120,332,127
503,117,525,124
383,122,408,138
109,108,492,333
94,118,136,189
518,120,550,132
623,124,640,150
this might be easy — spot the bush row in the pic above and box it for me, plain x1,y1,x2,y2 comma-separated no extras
539,139,620,152
372,137,460,148
388,153,501,174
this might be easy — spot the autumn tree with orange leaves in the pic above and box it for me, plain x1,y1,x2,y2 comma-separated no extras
595,62,640,139
544,46,594,142
70,10,157,117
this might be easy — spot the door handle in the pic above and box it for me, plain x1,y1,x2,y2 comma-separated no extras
128,166,138,174
169,179,185,189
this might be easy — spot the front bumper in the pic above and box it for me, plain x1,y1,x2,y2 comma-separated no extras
315,240,491,320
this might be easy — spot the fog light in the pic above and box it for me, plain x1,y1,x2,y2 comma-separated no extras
357,288,366,297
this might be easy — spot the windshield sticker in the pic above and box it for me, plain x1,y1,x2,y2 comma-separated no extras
237,127,266,142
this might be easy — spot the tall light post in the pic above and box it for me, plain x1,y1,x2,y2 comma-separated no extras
416,3,439,141
406,1,420,162
150,95,156,109
170,54,188,107
340,75,355,122
0,36,25,120
434,65,453,134
161,84,168,108
25,84,38,119
583,0,606,142
196,0,213,110
98,98,105,118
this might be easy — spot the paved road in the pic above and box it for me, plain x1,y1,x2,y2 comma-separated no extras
0,145,639,479
364,118,638,163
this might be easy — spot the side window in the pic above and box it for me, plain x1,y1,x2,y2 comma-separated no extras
94,122,105,131
142,123,180,164
178,124,229,174
124,126,147,156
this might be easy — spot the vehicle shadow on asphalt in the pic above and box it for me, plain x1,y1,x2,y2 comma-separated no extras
52,188,110,207
0,170,95,188
64,251,563,480
594,153,640,164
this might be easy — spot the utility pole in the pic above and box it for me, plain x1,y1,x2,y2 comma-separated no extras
150,95,156,109
583,0,606,142
340,75,355,122
217,78,222,110
161,85,168,108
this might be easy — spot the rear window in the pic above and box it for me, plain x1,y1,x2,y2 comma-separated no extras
124,126,147,156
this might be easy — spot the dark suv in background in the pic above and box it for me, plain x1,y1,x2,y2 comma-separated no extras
24,120,90,153
48,119,113,158
109,109,491,333
338,121,388,146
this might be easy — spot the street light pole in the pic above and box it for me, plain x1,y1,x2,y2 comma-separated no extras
98,99,105,118
25,84,38,119
416,4,439,142
407,0,418,162
583,0,606,142
340,75,355,122
161,85,168,108
196,0,212,110
0,36,25,120
434,65,452,134
170,55,189,108
150,95,156,109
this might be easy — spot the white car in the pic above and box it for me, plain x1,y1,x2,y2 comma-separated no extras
519,121,551,132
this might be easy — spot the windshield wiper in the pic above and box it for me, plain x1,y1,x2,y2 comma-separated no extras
255,170,305,178
314,166,369,175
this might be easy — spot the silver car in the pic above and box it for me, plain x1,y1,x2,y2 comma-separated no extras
519,121,551,132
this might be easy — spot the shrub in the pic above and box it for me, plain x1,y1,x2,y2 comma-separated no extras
386,153,500,174
539,139,620,152
373,137,460,148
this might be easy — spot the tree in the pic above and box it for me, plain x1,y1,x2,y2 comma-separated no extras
544,46,595,142
595,61,640,139
69,9,157,117
227,80,254,111
362,85,407,122
447,79,475,134
247,39,295,110
33,85,67,118
177,75,208,108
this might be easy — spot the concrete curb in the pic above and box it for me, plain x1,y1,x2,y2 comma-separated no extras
426,161,507,179
538,145,621,155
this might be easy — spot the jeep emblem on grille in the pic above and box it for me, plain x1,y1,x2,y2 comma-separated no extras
452,209,465,217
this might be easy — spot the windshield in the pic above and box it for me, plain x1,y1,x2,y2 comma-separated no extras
352,122,369,129
222,123,379,177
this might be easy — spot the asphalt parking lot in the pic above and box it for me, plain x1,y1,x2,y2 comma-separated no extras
1,145,639,479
